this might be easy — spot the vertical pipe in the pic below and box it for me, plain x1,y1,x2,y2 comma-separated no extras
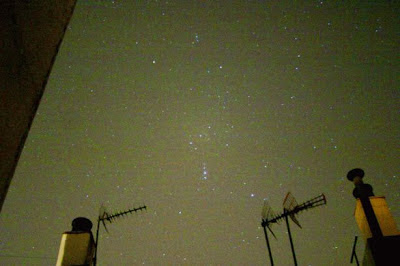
359,196,383,239
263,223,274,266
347,169,383,239
285,210,297,266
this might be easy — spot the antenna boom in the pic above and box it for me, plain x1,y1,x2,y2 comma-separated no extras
101,205,147,223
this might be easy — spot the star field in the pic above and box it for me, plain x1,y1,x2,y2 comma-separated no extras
0,0,399,265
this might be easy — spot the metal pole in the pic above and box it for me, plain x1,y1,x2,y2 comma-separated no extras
284,210,297,266
262,222,274,266
350,236,359,266
93,219,100,266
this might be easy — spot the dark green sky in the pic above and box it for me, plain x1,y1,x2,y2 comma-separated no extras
1,0,399,265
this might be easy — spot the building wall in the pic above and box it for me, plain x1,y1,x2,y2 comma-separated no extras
0,0,77,211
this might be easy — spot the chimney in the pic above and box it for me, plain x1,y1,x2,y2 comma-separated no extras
56,217,95,266
347,168,400,265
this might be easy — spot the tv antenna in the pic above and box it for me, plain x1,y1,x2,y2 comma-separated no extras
261,200,279,265
261,192,326,265
94,204,147,266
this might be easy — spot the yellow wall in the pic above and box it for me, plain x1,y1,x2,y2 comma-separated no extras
355,196,399,240
56,232,94,266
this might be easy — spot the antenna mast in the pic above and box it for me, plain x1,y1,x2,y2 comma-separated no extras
261,193,326,265
94,205,147,266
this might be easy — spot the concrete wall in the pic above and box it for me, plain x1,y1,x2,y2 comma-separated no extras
0,0,77,211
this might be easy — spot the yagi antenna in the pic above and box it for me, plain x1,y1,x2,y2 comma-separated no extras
101,205,147,223
261,200,278,239
283,192,302,228
98,204,109,233
261,193,326,266
261,200,277,266
94,204,147,266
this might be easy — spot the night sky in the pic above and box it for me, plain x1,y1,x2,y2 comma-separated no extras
1,0,399,265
